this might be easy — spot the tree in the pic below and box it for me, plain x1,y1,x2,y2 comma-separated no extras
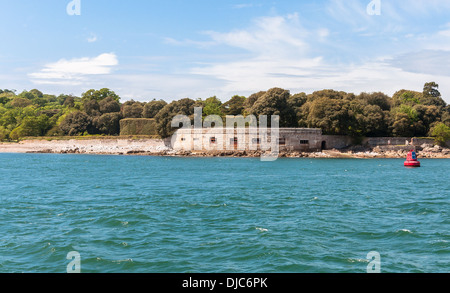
289,92,307,124
32,96,47,107
390,112,415,137
29,89,44,98
10,97,33,108
122,101,144,118
413,104,441,136
249,88,297,127
358,104,389,136
392,90,422,107
81,88,120,102
143,100,167,118
308,89,355,102
63,96,75,108
93,113,121,135
422,82,446,107
430,122,450,146
244,91,265,113
17,91,36,100
0,126,9,140
358,92,391,111
83,100,101,117
201,96,223,117
0,89,15,94
43,94,57,104
221,95,246,116
154,98,196,138
305,97,352,135
0,109,19,129
442,106,450,127
9,115,52,139
0,91,15,105
99,96,121,114
59,111,93,136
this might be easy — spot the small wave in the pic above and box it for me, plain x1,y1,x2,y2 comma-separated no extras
112,258,133,264
396,229,413,234
256,227,269,232
430,239,449,248
347,258,369,264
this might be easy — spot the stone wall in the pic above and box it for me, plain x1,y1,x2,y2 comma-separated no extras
278,128,322,152
362,137,435,147
321,135,353,150
322,135,442,150
171,128,323,152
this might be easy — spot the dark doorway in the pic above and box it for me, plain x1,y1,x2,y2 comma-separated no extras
321,141,327,150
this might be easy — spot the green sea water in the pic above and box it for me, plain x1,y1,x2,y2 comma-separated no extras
0,153,448,273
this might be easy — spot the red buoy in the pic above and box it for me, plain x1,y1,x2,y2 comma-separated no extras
404,150,421,167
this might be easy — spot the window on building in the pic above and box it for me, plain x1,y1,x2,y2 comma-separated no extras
181,138,186,142
210,137,216,144
279,138,286,146
252,138,260,144
300,140,309,145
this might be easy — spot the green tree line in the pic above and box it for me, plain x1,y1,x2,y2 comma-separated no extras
0,83,449,144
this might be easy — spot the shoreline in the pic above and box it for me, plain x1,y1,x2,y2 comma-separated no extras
1,138,449,159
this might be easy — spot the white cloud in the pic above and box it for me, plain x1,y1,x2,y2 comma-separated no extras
180,12,450,103
233,3,254,9
162,37,215,49
204,13,309,56
29,53,118,85
185,13,333,96
325,0,374,29
389,50,450,76
28,5,450,103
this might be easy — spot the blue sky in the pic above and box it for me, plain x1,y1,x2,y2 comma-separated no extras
1,0,450,103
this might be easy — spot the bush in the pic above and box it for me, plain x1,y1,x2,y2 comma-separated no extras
120,118,158,136
431,123,450,146
93,113,121,135
122,101,144,118
10,97,33,108
46,125,65,137
0,126,10,140
59,111,93,136
143,100,167,118
154,98,196,138
99,96,121,114
9,126,26,140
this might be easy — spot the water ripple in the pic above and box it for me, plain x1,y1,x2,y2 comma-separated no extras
0,154,448,273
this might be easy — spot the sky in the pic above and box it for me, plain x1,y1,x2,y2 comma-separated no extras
1,0,450,103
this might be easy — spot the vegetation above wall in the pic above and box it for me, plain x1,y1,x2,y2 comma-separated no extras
0,82,449,145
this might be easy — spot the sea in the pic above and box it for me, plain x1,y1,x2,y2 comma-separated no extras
0,153,448,273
